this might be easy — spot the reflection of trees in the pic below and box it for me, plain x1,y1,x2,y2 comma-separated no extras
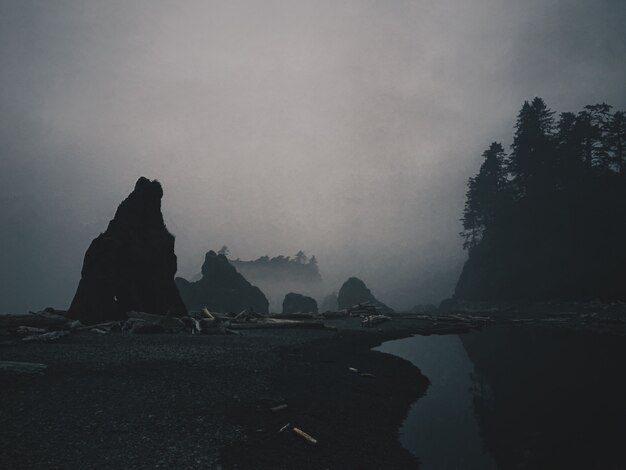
468,370,496,457
462,327,626,469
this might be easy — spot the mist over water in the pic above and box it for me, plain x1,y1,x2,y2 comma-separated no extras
1,0,625,313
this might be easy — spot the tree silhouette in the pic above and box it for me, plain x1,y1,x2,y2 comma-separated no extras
455,98,626,302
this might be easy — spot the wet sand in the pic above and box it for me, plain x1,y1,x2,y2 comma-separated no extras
0,319,427,469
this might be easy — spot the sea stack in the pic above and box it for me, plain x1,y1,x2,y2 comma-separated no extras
68,177,187,323
282,292,318,314
176,251,269,314
337,277,394,314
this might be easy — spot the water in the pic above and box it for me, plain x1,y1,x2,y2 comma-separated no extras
375,326,626,469
375,335,497,470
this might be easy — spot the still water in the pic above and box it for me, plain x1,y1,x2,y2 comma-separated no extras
375,335,497,470
375,326,626,470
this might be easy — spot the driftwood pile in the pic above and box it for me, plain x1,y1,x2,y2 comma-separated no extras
347,303,381,317
0,306,337,344
361,314,392,328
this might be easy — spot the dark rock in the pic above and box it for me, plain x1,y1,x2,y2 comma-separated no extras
175,251,269,314
337,277,394,314
282,293,318,314
68,177,187,324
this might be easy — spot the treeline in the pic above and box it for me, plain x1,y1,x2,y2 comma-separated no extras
225,248,322,283
456,98,626,301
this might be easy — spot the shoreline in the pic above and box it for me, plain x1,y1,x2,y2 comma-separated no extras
1,319,428,469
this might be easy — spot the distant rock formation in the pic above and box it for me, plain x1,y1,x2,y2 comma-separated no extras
176,251,269,314
319,292,339,312
68,177,187,324
227,251,324,312
337,277,394,314
282,293,318,314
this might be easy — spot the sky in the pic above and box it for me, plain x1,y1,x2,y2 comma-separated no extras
1,0,625,313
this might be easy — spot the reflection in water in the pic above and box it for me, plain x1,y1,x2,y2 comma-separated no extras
377,326,626,470
375,335,497,470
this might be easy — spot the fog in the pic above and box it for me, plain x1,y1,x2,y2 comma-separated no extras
1,0,625,313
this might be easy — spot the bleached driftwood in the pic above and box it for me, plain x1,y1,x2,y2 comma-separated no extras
228,319,333,330
0,361,48,374
126,311,184,331
15,326,47,336
76,321,118,331
22,330,69,343
293,427,318,445
361,315,391,327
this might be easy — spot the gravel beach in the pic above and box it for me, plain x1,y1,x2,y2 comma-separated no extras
0,319,427,469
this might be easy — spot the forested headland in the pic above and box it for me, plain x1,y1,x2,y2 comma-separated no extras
456,98,626,302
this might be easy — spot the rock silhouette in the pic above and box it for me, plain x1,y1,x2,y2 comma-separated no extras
176,251,269,314
68,177,188,324
282,293,318,314
337,277,394,313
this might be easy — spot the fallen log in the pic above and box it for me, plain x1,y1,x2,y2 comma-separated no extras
126,311,184,331
0,361,48,374
228,319,333,331
76,321,118,331
15,326,47,336
0,313,68,329
90,328,109,335
199,308,218,328
293,427,318,445
181,316,200,334
270,313,317,320
361,315,392,327
201,307,215,320
22,330,69,343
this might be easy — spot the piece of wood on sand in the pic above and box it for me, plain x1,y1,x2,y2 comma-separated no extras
22,330,70,343
0,313,68,329
228,319,334,331
293,427,318,446
15,326,47,336
200,307,215,320
126,311,184,331
0,361,48,374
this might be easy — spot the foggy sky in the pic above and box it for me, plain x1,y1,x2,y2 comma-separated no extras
1,0,625,313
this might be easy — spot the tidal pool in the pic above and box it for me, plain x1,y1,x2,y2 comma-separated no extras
375,334,497,470
376,326,626,469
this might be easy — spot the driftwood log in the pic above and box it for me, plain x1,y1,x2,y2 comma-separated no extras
126,311,184,331
0,361,48,374
22,330,69,343
0,313,68,329
228,319,334,330
293,427,318,445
